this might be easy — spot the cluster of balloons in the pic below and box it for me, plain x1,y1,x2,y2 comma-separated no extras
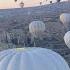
60,13,70,49
30,13,70,49
0,12,70,70
14,0,17,2
28,15,70,49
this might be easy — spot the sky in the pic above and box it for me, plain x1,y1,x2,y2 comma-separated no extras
0,0,67,9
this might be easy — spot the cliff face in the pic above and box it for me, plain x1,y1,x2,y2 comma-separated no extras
0,2,70,66
0,2,70,32
0,2,69,44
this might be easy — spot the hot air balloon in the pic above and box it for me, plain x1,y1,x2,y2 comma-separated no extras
60,13,70,31
50,1,52,3
19,1,24,8
0,47,70,70
57,0,61,2
29,21,45,46
14,0,17,2
64,31,70,49
29,21,45,38
40,2,42,5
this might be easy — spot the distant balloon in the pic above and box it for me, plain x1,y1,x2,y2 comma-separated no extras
57,0,60,2
29,21,45,38
60,13,70,30
64,31,70,49
14,0,17,2
40,2,42,5
50,1,52,3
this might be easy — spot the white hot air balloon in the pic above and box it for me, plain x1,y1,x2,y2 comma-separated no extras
60,13,70,31
0,47,70,70
29,21,45,38
29,21,45,46
64,31,70,49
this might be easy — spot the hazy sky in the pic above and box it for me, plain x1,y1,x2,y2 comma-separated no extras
0,0,67,9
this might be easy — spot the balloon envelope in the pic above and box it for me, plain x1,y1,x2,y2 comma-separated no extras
64,31,70,48
0,47,70,70
60,13,70,30
29,21,45,38
60,13,70,24
14,0,17,2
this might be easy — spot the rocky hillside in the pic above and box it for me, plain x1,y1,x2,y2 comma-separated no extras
0,2,70,66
